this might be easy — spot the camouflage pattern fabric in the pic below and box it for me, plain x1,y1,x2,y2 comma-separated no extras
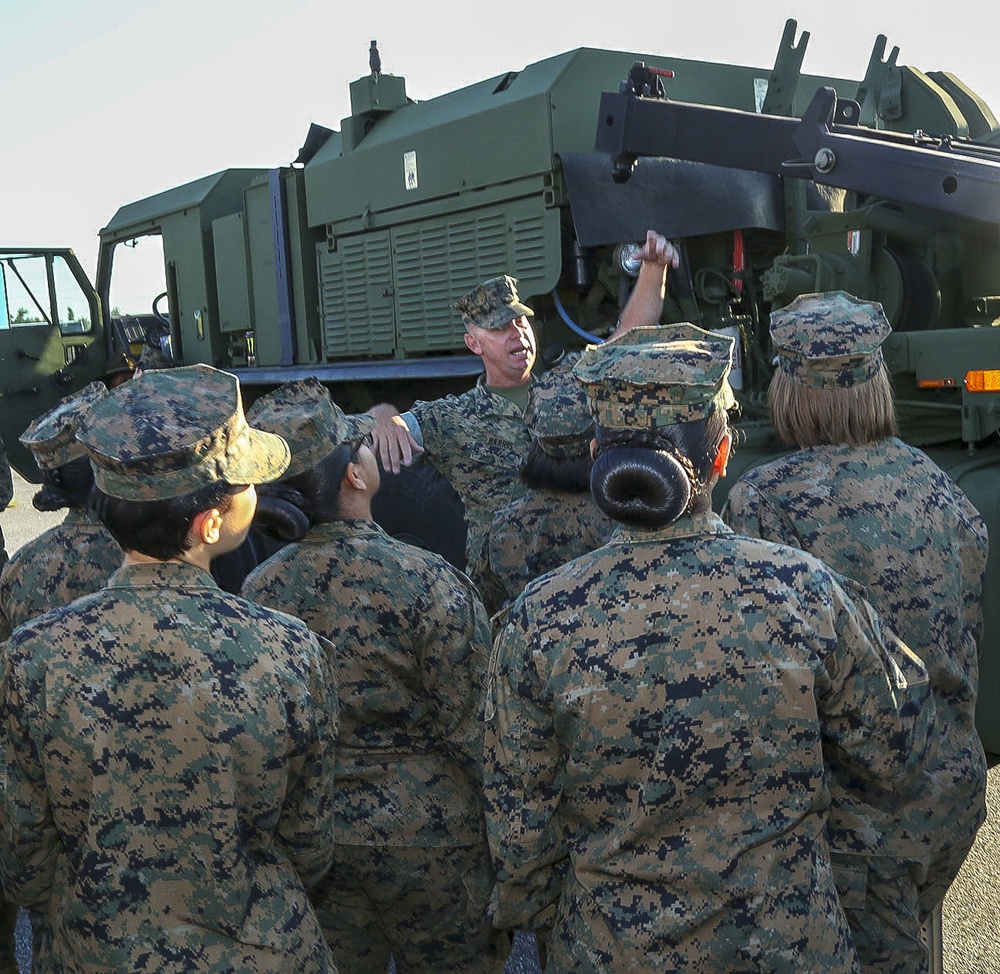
410,377,532,578
723,437,989,973
0,561,338,973
0,509,122,640
483,511,935,973
246,376,375,480
76,364,290,502
474,490,612,618
315,844,506,974
240,519,507,971
453,275,533,331
769,290,891,389
19,381,108,472
523,354,592,444
573,325,736,430
0,435,13,513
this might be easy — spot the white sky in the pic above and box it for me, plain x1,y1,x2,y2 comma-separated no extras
2,0,997,311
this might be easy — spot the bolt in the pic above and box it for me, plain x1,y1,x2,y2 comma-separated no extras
814,147,836,173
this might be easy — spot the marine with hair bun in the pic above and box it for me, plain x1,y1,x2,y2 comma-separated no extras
483,323,936,973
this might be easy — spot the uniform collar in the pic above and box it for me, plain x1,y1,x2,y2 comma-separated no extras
609,510,731,545
106,560,219,590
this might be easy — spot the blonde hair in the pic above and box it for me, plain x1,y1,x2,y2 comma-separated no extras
769,363,897,448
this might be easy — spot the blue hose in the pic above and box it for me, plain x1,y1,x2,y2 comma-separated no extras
551,289,605,345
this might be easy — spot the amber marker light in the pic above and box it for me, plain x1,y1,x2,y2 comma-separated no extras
965,370,1000,393
917,377,958,389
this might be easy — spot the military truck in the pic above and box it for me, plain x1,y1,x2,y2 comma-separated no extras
2,20,999,755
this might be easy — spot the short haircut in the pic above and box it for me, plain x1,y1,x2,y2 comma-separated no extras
768,362,897,448
90,481,240,561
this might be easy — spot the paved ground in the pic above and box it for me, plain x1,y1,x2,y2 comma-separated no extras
3,471,997,972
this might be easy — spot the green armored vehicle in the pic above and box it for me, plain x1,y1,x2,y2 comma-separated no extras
2,20,999,755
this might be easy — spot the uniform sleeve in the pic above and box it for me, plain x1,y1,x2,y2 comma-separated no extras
0,643,61,907
482,597,568,932
274,632,339,888
415,564,491,782
400,410,423,447
815,576,936,806
722,480,803,549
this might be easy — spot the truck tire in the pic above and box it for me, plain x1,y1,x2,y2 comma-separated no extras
373,458,468,571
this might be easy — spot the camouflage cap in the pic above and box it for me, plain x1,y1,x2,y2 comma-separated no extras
76,364,290,501
574,323,736,429
770,290,891,389
524,362,594,457
137,342,178,372
19,381,110,470
246,376,377,479
452,275,534,331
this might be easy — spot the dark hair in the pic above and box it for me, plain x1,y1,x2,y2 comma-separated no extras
520,439,592,493
590,411,729,528
253,442,356,541
32,456,94,513
90,481,240,560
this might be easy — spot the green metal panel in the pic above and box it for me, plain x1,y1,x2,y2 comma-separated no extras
244,178,280,366
0,249,106,482
320,232,395,358
282,169,323,365
212,212,251,334
392,199,560,354
305,48,857,235
159,207,220,366
101,170,266,242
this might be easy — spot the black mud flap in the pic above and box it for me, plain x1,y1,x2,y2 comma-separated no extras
558,152,784,248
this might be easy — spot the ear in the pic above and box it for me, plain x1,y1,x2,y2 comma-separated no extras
711,432,733,479
192,508,224,546
463,329,482,356
344,461,366,493
589,437,598,460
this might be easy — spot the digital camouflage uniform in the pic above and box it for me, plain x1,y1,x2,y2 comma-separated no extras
241,377,507,974
1,382,122,639
0,383,117,970
475,490,612,619
409,375,531,582
0,365,338,973
0,511,121,639
483,327,936,973
723,292,989,974
474,358,611,618
0,445,17,971
404,275,540,582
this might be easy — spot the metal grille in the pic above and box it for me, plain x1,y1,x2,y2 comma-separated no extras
320,200,555,360
319,232,395,358
394,201,552,354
